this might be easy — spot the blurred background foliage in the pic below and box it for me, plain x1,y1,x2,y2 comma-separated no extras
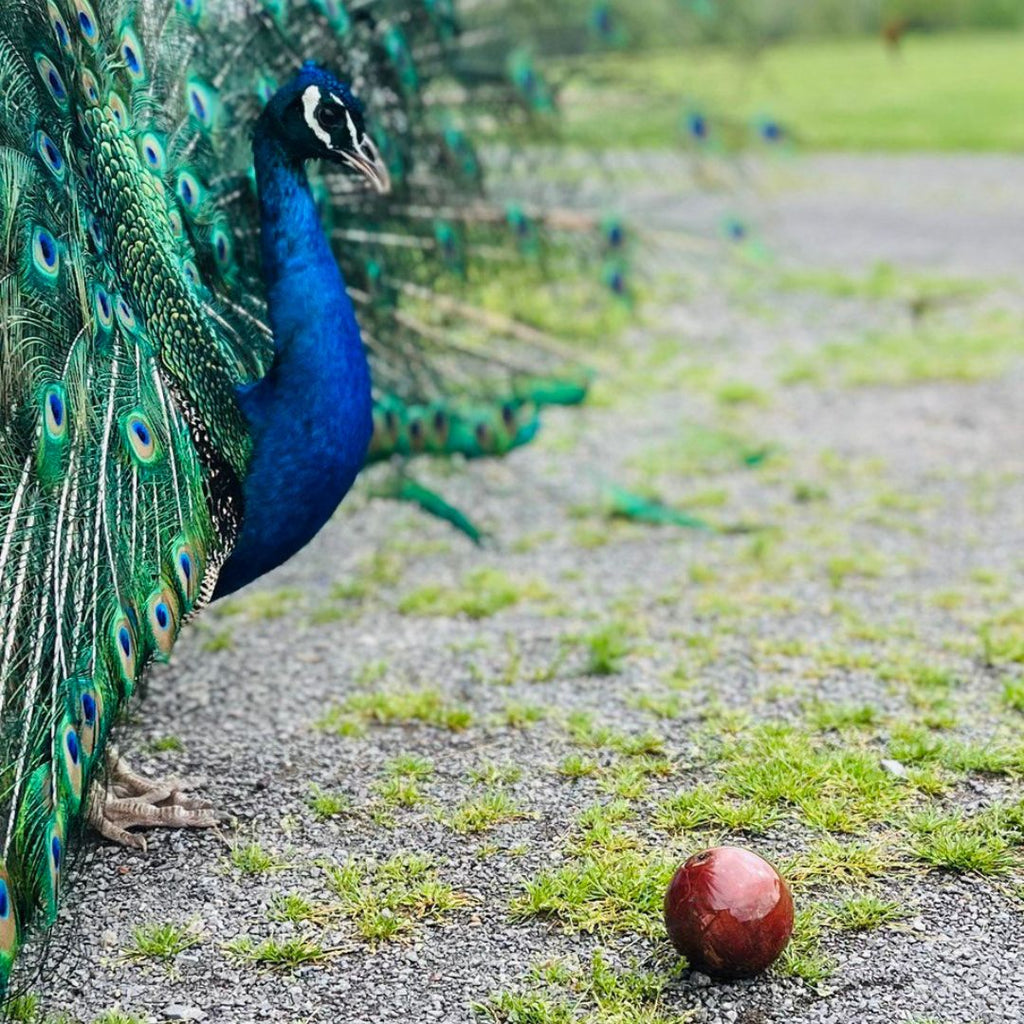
553,0,1023,152
601,0,1024,50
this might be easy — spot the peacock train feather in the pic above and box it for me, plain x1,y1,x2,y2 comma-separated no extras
0,0,661,994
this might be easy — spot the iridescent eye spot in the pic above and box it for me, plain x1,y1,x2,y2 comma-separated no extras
183,260,199,288
35,131,64,178
107,92,130,128
169,210,184,237
475,423,490,446
176,172,201,213
79,688,102,757
48,1,71,49
63,724,84,802
186,80,216,127
35,229,56,266
139,133,165,172
94,286,113,330
174,544,200,605
0,878,9,919
36,55,67,106
115,296,137,332
49,393,64,428
47,820,65,899
212,227,232,268
44,385,67,440
121,33,144,78
66,729,80,765
148,587,180,656
113,615,137,684
74,0,100,43
80,70,100,104
32,227,60,280
125,413,157,462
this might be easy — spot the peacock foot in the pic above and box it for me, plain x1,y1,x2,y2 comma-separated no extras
87,745,226,852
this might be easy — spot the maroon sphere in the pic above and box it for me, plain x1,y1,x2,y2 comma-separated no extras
664,846,794,979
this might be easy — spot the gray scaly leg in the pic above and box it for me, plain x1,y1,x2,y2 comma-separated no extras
87,746,225,851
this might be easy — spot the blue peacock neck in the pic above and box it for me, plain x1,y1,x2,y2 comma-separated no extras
214,128,373,598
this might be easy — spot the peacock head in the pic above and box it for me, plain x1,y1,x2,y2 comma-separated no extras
260,62,391,194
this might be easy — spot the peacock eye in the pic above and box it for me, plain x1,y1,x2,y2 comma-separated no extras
318,104,344,129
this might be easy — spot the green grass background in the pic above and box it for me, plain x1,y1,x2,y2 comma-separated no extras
563,32,1024,151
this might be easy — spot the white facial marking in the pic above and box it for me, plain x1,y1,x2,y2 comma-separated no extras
333,94,368,154
344,110,361,150
301,85,333,148
343,108,382,170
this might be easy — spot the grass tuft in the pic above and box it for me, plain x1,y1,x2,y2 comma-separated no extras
224,936,328,970
227,840,287,876
123,921,202,962
318,686,472,734
445,790,531,834
399,568,551,619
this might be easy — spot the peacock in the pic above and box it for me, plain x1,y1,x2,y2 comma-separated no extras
0,0,782,997
0,0,692,996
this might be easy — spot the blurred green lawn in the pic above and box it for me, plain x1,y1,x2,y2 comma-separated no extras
562,32,1024,151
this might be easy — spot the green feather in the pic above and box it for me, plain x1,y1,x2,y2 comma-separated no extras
369,475,485,545
603,486,715,531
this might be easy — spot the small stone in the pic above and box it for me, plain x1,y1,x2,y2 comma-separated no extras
690,971,712,988
162,1004,206,1021
881,759,909,779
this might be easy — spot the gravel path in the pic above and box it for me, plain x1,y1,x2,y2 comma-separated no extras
24,155,1024,1024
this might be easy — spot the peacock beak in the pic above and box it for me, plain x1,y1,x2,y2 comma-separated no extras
343,135,391,195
